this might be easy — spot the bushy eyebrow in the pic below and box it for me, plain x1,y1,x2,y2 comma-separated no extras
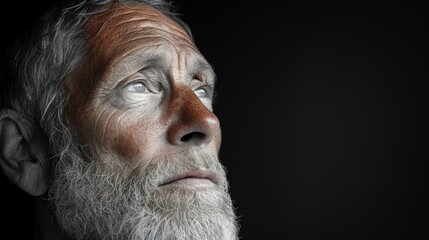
192,60,216,85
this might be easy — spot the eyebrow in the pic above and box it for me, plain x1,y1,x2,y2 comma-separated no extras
104,47,168,85
104,46,217,92
192,59,217,85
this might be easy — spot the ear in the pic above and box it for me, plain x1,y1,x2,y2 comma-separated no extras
0,109,48,196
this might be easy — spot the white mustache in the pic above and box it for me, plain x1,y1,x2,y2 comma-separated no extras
138,149,226,190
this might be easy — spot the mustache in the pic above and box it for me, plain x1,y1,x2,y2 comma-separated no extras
132,148,225,189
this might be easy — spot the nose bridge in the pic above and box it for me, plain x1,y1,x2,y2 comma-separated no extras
166,85,220,146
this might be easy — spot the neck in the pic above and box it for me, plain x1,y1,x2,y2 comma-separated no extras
35,197,70,240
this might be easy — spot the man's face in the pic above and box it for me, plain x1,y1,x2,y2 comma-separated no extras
67,4,221,175
49,4,237,240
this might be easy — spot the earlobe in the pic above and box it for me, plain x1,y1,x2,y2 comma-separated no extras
0,109,48,196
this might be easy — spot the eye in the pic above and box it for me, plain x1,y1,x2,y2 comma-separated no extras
112,71,164,108
193,84,214,99
125,81,148,93
194,87,208,98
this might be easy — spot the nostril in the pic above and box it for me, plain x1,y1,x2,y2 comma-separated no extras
180,132,206,143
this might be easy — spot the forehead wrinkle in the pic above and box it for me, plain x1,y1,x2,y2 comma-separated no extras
91,4,190,43
102,44,172,87
110,5,187,34
112,15,190,39
87,14,195,71
89,28,192,62
110,32,199,66
107,37,176,68
110,26,194,47
108,6,173,25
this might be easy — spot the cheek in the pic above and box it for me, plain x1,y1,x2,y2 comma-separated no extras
76,102,165,165
112,122,150,160
112,126,141,160
109,114,163,162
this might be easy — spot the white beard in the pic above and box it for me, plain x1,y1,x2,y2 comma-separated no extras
49,145,239,240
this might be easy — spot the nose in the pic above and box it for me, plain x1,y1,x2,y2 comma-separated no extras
167,87,220,147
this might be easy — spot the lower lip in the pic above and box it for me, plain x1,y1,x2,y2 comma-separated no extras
161,178,215,190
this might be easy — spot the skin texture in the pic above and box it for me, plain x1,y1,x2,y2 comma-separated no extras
0,3,238,240
66,4,221,172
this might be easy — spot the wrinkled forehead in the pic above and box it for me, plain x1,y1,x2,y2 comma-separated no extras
85,4,194,59
65,4,203,118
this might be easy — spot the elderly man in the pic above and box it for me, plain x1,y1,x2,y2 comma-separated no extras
0,0,238,239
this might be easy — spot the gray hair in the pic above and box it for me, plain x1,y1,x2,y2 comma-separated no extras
2,0,192,160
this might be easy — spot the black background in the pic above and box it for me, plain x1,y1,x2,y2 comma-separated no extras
1,0,427,239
